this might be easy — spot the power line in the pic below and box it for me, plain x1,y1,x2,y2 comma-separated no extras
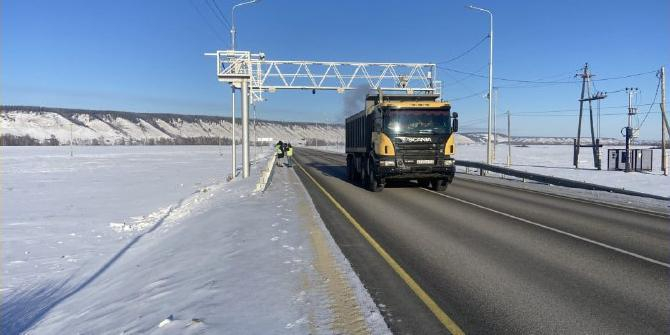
440,63,488,88
204,0,232,31
494,70,581,88
494,82,577,89
604,88,627,94
452,102,656,116
438,66,577,84
209,0,232,29
593,70,657,82
531,69,581,81
448,90,488,101
639,75,661,128
488,111,659,118
189,0,227,44
512,103,655,115
438,66,657,85
437,35,489,64
460,110,660,121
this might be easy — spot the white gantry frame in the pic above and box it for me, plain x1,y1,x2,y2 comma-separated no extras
206,49,441,178
210,50,440,103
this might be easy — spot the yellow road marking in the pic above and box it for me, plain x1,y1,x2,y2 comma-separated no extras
295,160,465,335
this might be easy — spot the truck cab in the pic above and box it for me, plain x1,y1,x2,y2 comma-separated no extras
345,94,459,192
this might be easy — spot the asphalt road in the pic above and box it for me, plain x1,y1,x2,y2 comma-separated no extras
292,148,670,335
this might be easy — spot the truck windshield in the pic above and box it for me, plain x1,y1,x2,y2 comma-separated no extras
383,109,451,135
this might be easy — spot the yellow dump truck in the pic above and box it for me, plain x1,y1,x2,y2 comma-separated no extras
345,93,458,192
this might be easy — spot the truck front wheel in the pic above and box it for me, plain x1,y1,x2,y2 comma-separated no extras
431,179,447,192
366,158,383,192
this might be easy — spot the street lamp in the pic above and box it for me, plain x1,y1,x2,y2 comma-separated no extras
231,0,258,50
467,5,494,165
229,0,259,178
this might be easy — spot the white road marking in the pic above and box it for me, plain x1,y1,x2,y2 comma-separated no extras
459,176,669,218
422,188,670,269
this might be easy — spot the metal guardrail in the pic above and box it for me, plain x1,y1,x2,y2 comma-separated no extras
456,160,670,201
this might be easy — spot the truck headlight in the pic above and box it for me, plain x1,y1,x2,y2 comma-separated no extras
444,159,454,167
380,160,395,167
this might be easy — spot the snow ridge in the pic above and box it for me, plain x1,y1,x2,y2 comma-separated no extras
3,106,640,147
1,106,345,146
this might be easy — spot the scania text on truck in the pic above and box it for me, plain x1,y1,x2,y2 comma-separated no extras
345,93,459,192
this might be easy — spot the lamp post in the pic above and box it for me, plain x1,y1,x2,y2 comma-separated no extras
467,5,493,165
229,0,258,178
231,0,258,50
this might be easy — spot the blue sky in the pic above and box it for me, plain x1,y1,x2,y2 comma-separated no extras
2,0,669,139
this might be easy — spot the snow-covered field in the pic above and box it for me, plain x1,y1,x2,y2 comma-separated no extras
2,145,387,334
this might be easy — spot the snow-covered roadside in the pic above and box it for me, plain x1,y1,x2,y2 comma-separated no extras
2,146,387,334
454,144,670,198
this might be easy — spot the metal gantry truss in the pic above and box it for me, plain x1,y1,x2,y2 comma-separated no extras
210,50,441,103
206,49,441,178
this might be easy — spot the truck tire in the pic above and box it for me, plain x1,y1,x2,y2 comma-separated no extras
346,156,354,181
431,179,447,192
366,158,383,192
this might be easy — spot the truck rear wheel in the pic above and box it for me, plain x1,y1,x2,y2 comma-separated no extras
431,179,447,192
346,156,354,181
366,158,383,192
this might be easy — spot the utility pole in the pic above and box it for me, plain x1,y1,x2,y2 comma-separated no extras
241,78,250,177
231,87,236,177
492,87,498,161
506,110,511,167
660,66,667,175
574,63,606,169
625,87,638,173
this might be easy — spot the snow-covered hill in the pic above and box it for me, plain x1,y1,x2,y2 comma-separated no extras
5,106,654,147
1,106,345,146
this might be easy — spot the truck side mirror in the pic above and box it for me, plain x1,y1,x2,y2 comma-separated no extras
374,117,383,132
452,118,459,132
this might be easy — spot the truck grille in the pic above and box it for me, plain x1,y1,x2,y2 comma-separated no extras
397,149,440,165
395,142,434,150
394,141,442,166
401,149,435,157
